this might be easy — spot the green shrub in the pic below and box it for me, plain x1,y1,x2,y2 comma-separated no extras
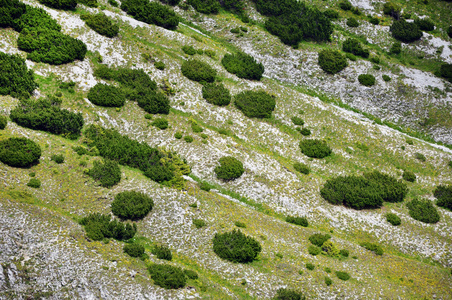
152,245,172,260
112,191,154,220
80,213,137,241
181,59,217,83
414,18,434,31
87,83,125,107
306,263,315,270
10,97,84,138
335,271,350,281
325,276,333,286
322,240,340,257
363,171,408,203
324,9,339,20
183,269,198,280
123,243,145,257
27,178,41,188
81,13,119,37
0,116,7,129
346,52,357,61
415,152,426,162
386,213,401,226
148,264,186,289
448,26,452,39
184,135,194,143
212,229,261,263
299,139,332,159
151,118,169,130
369,16,380,25
193,218,207,228
234,221,246,228
18,28,87,65
360,242,383,255
382,75,391,82
291,116,304,126
13,6,61,32
234,90,275,118
87,159,121,188
0,52,38,99
199,180,213,191
440,63,452,82
0,137,41,168
298,128,311,136
230,27,240,34
434,185,452,210
204,49,216,58
175,132,183,139
78,0,98,7
159,0,180,5
390,20,422,43
338,0,352,10
286,216,308,227
308,233,331,247
308,245,321,256
202,83,231,106
182,45,197,55
0,0,27,28
214,156,244,180
342,38,369,58
191,121,203,133
390,42,402,54
339,249,349,257
121,0,179,30
406,198,440,223
154,61,165,70
273,288,305,300
293,162,310,175
51,154,64,164
38,0,77,10
318,50,347,74
383,2,400,19
188,0,220,14
358,74,376,86
402,170,416,182
221,52,264,80
346,17,359,27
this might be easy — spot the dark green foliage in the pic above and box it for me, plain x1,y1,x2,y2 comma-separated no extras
369,16,380,25
346,17,359,27
338,0,352,10
10,97,84,138
308,233,331,247
199,180,213,191
298,128,311,136
78,0,98,7
27,178,41,188
0,0,26,28
13,6,61,32
414,18,434,31
184,135,194,143
80,213,137,241
308,245,320,255
291,116,304,126
148,264,186,289
382,2,400,19
154,61,165,70
318,50,347,74
0,137,41,168
390,20,422,43
202,83,231,106
191,121,202,133
448,26,452,38
230,27,240,34
212,229,262,263
286,216,308,227
440,63,452,82
235,221,246,228
188,0,220,14
306,263,315,270
81,13,119,38
324,9,339,20
174,132,182,139
386,213,401,226
221,52,264,80
51,154,64,164
18,28,87,64
346,52,357,61
182,45,197,55
112,191,154,220
121,0,179,30
273,288,305,300
335,271,350,281
402,170,416,182
87,159,121,188
0,52,38,99
415,152,426,162
214,156,244,180
151,118,169,130
87,83,125,107
160,0,180,5
406,198,440,223
234,90,275,118
38,0,77,10
325,276,333,286
152,245,172,260
293,162,309,175
84,125,173,182
390,42,402,54
382,75,391,82
434,185,452,210
363,171,408,203
0,116,7,129
358,74,376,86
193,218,207,228
181,59,217,83
342,38,369,58
123,243,145,257
183,269,198,280
299,139,332,159
360,242,383,255
340,249,349,257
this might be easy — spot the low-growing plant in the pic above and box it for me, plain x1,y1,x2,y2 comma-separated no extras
286,216,308,227
27,178,41,188
191,121,203,133
212,229,261,263
299,139,332,159
234,221,246,228
121,0,179,30
347,17,359,27
414,18,434,31
434,185,452,210
318,50,347,74
230,27,240,34
335,271,350,281
308,233,331,247
152,245,172,260
322,240,340,257
440,63,452,82
154,61,165,70
112,191,154,220
214,156,244,180
298,128,312,136
343,38,369,58
340,249,349,257
0,52,38,99
80,213,137,241
182,45,197,55
88,83,126,107
0,137,41,168
308,245,321,256
402,170,416,182
221,52,264,80
87,159,121,188
382,75,391,82
324,9,339,20
306,263,315,270
358,74,376,86
151,118,169,130
273,288,305,300
360,241,384,255
234,90,275,119
184,269,198,280
406,198,440,223
338,0,352,11
0,116,7,130
293,162,310,175
201,83,231,106
415,152,426,162
386,213,401,226
181,59,217,83
123,243,145,257
369,16,380,25
81,13,119,38
39,0,77,10
51,154,64,164
184,135,194,143
175,132,183,139
390,19,422,43
325,276,333,286
148,264,186,289
448,26,452,39
193,219,207,228
291,116,304,126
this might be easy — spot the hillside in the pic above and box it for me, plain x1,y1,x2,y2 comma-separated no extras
0,0,452,299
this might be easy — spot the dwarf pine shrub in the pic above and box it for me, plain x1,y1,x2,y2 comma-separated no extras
390,19,422,43
318,50,347,74
121,0,179,29
148,264,186,289
0,137,41,168
27,178,41,188
234,90,275,118
88,83,125,107
181,59,217,83
358,74,376,86
81,13,119,37
80,213,137,241
152,245,172,260
202,83,231,106
342,38,369,58
402,170,416,182
0,52,38,99
273,288,305,300
112,191,154,220
222,52,264,80
214,156,244,180
87,159,121,188
360,242,383,255
335,271,350,281
293,162,310,175
434,185,452,210
0,116,7,129
299,139,332,158
406,198,440,223
386,213,401,226
286,216,308,227
308,233,331,247
123,243,145,257
212,229,261,263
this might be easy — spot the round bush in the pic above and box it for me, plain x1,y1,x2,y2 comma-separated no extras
360,241,383,255
183,269,198,280
318,50,347,74
406,198,440,224
27,178,41,188
338,0,352,10
386,213,401,226
184,135,194,143
137,91,170,114
390,42,402,54
188,0,220,14
0,116,7,129
358,74,376,86
182,45,197,55
151,118,169,130
308,245,320,256
274,288,305,300
369,16,380,25
293,162,310,175
181,59,217,83
306,263,315,270
340,249,349,257
0,137,41,168
414,18,434,31
325,276,333,286
148,264,186,289
154,61,165,70
291,116,304,126
123,243,145,257
112,191,154,220
434,185,452,210
390,20,422,43
88,83,125,107
174,132,182,139
322,240,340,257
308,233,331,247
286,216,308,227
402,170,416,182
347,17,359,27
81,13,119,38
335,271,350,281
214,156,244,180
221,52,264,80
440,63,452,82
382,75,391,82
212,229,262,263
342,38,369,58
299,139,332,159
87,159,121,188
152,245,172,260
13,6,61,32
383,2,400,19
51,154,64,164
202,83,231,106
298,128,311,136
234,90,276,119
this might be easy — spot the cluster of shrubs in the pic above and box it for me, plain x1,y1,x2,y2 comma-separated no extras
10,96,84,139
0,52,38,99
299,139,332,159
335,271,351,281
151,118,169,130
112,191,154,220
221,52,264,81
390,19,423,43
87,83,126,107
414,18,435,32
318,50,347,74
234,90,275,118
320,171,408,209
382,1,400,19
251,0,333,46
213,229,261,263
193,218,207,228
81,13,119,38
360,241,383,255
84,125,174,182
181,45,199,55
181,59,217,83
358,74,376,87
214,156,244,180
202,83,231,106
434,185,452,210
342,38,369,58
406,198,440,223
121,0,179,30
402,170,416,182
87,159,121,187
94,65,170,114
188,0,245,15
347,17,359,28
79,213,137,241
285,216,308,227
38,0,77,10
